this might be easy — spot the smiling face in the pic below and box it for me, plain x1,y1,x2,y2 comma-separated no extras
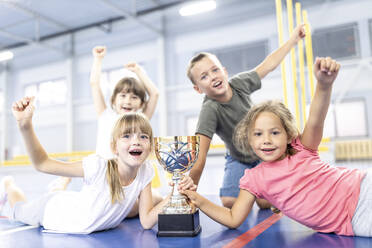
111,113,153,169
114,130,151,168
249,111,289,162
190,56,231,101
113,90,143,115
111,77,146,115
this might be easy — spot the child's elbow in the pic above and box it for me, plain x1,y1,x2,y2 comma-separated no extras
152,90,160,99
35,164,50,174
34,164,44,172
225,218,244,229
227,222,240,229
34,158,51,173
140,220,154,230
142,225,153,230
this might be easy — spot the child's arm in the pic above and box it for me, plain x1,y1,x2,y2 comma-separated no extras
124,63,159,119
255,24,305,79
189,134,212,186
301,57,340,150
137,183,170,229
182,189,255,228
12,97,84,177
90,46,107,116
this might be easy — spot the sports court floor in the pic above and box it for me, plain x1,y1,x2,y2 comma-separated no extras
1,157,372,248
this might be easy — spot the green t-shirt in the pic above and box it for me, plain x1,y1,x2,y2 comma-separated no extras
196,70,261,163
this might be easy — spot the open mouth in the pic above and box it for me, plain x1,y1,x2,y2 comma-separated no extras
213,81,222,88
262,148,275,151
261,148,276,154
122,107,132,112
129,149,143,156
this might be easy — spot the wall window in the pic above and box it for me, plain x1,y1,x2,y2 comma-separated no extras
100,68,123,102
206,40,268,76
307,100,366,139
24,79,67,107
334,99,367,137
312,23,360,60
100,66,142,104
323,104,336,138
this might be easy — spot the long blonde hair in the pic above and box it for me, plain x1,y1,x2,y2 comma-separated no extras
106,112,153,204
234,100,299,158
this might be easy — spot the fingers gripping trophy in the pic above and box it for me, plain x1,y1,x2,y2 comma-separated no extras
154,136,201,237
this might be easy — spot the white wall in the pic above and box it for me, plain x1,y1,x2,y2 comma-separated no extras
3,0,372,157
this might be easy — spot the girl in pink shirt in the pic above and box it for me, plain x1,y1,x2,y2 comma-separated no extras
182,57,372,237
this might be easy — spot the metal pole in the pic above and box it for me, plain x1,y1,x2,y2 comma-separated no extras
286,0,301,130
0,62,8,164
66,35,74,152
275,0,288,106
157,16,167,136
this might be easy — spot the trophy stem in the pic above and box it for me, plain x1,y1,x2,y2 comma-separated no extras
172,172,182,197
162,172,192,214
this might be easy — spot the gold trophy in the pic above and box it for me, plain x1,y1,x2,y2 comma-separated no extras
154,136,201,237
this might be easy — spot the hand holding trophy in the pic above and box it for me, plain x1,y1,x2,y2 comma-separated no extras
154,136,201,237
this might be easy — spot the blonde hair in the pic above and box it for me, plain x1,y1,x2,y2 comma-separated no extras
110,77,147,110
106,112,153,204
186,52,222,85
234,100,299,158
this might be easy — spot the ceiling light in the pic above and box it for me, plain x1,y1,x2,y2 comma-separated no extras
0,51,14,62
179,0,216,17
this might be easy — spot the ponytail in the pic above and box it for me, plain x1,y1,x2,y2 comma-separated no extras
106,159,124,204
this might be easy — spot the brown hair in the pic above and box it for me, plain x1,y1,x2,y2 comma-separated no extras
110,77,147,109
234,100,299,158
106,112,153,204
186,52,221,85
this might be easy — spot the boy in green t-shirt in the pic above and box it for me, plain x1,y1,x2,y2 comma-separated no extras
187,24,305,208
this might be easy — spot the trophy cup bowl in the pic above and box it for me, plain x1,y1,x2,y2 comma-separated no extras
154,136,201,237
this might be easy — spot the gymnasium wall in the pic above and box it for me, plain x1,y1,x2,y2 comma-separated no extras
2,0,372,158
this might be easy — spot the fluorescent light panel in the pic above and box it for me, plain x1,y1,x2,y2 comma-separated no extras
0,51,14,62
179,0,216,17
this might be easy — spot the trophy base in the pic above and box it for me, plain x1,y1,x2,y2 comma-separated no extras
157,209,201,237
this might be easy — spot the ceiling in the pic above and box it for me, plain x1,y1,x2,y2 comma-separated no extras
0,0,351,68
0,0,189,50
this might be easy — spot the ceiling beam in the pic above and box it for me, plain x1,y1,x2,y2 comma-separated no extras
2,0,187,50
99,0,162,34
0,28,62,53
0,0,70,30
0,0,69,51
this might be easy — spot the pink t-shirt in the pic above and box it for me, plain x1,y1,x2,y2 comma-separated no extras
239,137,366,236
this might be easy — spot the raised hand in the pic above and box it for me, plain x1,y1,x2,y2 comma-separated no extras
12,96,35,125
92,46,106,59
314,57,340,87
124,62,142,75
291,23,306,42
